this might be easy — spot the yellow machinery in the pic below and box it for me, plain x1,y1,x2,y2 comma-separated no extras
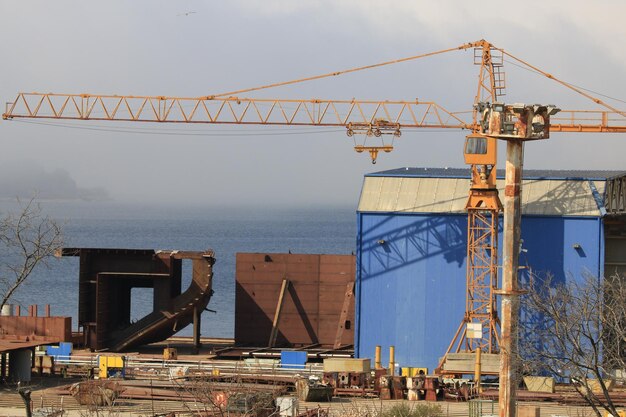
98,355,126,379
163,347,178,361
401,367,428,377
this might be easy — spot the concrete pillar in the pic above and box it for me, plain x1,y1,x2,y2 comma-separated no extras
499,139,524,417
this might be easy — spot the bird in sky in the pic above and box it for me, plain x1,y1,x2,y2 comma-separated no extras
177,11,197,17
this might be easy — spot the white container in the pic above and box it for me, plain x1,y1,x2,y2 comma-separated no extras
1,304,13,316
276,396,298,417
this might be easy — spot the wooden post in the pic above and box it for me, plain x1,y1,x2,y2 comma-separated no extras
334,281,355,348
268,279,290,348
193,306,201,353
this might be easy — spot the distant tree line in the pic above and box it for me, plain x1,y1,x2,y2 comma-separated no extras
0,165,109,201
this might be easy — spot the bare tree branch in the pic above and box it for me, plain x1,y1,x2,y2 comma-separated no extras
520,271,626,417
0,197,63,310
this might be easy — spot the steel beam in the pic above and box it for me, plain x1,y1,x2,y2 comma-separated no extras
193,306,201,352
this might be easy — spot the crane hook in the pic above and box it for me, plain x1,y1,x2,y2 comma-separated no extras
369,149,379,164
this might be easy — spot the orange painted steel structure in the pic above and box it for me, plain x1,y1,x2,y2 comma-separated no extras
3,94,468,127
442,42,504,364
4,94,626,132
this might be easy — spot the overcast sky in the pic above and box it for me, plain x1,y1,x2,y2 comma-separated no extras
1,1,625,207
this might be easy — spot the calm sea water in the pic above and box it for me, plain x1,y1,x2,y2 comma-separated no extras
2,201,357,339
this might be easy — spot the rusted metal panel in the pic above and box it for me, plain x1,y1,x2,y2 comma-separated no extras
235,253,355,348
0,305,70,359
0,316,71,342
61,247,215,352
0,338,58,354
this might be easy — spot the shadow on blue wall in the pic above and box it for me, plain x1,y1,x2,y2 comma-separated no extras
356,211,602,371
356,213,469,369
359,213,467,282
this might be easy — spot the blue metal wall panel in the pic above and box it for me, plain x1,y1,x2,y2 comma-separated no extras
356,212,604,372
519,217,603,285
599,221,605,280
356,212,468,371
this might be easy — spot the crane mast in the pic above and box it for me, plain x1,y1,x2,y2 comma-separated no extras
433,41,505,376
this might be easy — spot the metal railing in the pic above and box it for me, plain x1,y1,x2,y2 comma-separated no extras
47,354,324,379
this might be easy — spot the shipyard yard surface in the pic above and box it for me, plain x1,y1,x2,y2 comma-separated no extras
0,376,607,417
0,341,616,417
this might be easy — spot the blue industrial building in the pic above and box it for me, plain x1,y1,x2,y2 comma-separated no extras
355,167,626,372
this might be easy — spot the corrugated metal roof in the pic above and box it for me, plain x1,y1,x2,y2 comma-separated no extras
368,167,626,181
358,171,610,216
359,176,469,213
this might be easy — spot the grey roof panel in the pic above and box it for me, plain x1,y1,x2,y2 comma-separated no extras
358,175,611,216
368,167,626,181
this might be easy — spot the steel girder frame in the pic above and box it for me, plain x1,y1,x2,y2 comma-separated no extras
464,208,500,353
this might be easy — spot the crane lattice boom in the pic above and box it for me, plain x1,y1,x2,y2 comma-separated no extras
2,93,469,130
4,93,626,133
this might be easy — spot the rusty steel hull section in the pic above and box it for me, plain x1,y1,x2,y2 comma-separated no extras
61,247,215,352
235,253,356,348
0,315,71,343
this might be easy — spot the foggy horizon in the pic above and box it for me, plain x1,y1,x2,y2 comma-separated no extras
1,1,625,208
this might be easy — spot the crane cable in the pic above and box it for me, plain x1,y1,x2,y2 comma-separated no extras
502,50,626,118
503,59,626,105
209,42,480,99
11,119,344,136
210,37,626,120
